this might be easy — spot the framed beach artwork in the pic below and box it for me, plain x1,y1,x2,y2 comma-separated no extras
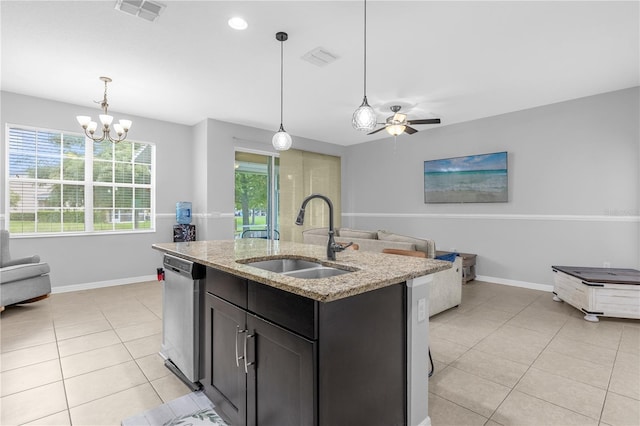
424,151,508,203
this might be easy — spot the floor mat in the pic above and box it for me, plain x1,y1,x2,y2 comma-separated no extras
121,391,228,426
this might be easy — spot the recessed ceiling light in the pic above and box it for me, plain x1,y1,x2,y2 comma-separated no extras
228,17,248,30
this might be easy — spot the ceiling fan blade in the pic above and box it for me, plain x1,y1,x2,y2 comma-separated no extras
404,126,418,135
367,126,388,135
407,118,441,125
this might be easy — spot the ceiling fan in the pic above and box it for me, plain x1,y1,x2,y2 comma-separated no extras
367,105,441,136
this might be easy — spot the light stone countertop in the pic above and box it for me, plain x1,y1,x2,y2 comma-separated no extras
152,239,451,302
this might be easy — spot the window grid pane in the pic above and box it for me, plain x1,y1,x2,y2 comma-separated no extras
7,125,155,235
94,160,113,182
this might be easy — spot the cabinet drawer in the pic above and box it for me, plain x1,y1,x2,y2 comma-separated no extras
248,281,317,340
206,267,248,309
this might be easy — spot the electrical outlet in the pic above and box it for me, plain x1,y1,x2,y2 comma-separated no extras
451,248,457,253
603,261,611,268
418,298,426,322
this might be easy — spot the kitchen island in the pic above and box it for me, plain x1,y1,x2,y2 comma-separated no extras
153,239,451,426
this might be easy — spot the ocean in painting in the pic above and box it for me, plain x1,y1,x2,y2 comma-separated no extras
424,170,507,203
424,152,508,203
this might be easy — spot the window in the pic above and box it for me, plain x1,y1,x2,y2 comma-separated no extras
6,125,155,235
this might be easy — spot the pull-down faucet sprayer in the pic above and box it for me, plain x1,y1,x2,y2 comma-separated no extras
295,194,351,261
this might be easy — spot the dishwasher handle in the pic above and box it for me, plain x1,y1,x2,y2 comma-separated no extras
162,254,205,279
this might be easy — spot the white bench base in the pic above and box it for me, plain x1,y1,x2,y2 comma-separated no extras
552,267,640,322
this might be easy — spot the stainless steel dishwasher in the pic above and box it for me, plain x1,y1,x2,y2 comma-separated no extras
160,253,205,390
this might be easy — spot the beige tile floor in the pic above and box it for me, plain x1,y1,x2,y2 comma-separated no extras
1,281,191,426
429,281,640,426
1,280,639,425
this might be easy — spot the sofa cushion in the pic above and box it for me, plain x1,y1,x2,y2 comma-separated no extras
302,233,416,253
378,231,436,258
338,228,378,239
303,227,330,236
341,237,415,253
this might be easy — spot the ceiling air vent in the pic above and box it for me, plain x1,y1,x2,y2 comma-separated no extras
301,47,339,67
115,0,166,22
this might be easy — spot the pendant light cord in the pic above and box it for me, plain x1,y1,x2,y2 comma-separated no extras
363,0,367,97
280,38,284,127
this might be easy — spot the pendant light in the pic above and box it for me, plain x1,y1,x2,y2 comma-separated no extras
272,31,292,151
351,0,377,132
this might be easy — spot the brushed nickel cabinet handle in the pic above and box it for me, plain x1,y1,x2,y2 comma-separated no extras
244,333,255,374
235,326,247,368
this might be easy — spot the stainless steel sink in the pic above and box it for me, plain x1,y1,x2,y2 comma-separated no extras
244,258,322,273
240,257,355,279
283,267,351,279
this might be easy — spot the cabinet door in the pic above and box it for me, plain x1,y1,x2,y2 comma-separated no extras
246,314,316,426
203,293,247,426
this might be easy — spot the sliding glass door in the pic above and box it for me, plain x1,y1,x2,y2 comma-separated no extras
234,151,280,239
234,148,341,242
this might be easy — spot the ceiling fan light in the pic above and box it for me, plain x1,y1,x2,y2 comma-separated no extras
272,129,292,151
352,97,377,132
386,124,406,137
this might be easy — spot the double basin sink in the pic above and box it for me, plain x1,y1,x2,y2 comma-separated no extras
240,258,355,279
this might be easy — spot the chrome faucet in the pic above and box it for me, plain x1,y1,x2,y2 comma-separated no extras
295,193,352,261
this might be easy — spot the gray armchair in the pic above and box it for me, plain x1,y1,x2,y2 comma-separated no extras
0,230,51,312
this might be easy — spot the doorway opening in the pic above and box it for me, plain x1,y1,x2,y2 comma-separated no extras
234,150,280,240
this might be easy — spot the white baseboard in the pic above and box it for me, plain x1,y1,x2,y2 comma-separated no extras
475,275,554,292
51,275,158,294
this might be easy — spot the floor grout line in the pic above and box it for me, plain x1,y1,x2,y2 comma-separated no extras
3,281,638,425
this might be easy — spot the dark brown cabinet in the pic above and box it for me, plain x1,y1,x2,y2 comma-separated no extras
203,293,247,425
203,266,407,426
246,313,316,426
204,292,316,426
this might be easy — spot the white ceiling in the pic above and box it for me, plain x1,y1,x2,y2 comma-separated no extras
1,1,638,146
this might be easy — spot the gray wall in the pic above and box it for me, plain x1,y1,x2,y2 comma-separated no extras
2,88,637,289
0,91,343,289
342,87,640,287
1,91,194,288
194,117,346,241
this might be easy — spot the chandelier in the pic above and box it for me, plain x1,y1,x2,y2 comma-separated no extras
76,76,132,144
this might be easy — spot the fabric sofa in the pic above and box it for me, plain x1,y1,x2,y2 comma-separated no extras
0,230,52,312
302,227,462,316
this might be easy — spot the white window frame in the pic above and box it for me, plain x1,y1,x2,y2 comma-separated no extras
4,123,156,237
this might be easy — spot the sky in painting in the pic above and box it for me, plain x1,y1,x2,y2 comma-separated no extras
424,152,507,173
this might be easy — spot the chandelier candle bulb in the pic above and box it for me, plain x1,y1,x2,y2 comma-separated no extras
113,123,124,136
99,114,113,127
119,120,132,131
76,115,91,127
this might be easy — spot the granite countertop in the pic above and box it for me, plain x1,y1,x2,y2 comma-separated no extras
152,239,451,302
